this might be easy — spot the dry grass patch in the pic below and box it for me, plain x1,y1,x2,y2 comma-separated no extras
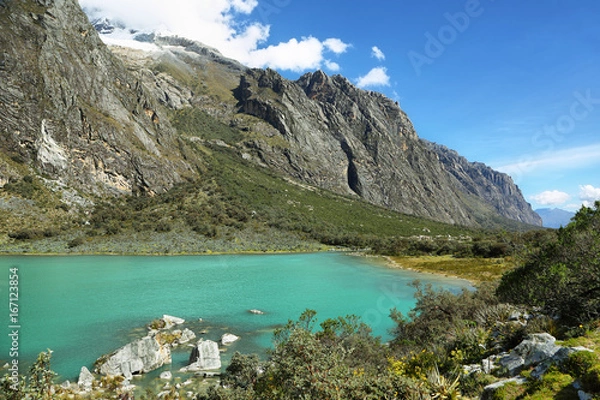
389,255,515,283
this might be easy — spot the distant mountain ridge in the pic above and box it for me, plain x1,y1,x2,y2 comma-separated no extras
0,0,542,232
535,208,575,228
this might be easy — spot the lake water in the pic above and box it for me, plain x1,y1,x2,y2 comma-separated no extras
0,253,471,381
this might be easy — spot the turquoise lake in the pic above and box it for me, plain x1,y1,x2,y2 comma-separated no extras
0,253,471,381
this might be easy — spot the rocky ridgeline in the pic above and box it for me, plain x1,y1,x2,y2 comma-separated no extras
233,68,542,227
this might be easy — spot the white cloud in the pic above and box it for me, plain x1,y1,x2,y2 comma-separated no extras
371,46,385,60
580,184,600,207
245,36,323,71
495,143,600,177
356,67,390,88
324,60,341,72
530,190,571,206
564,203,583,212
79,0,349,72
324,38,350,54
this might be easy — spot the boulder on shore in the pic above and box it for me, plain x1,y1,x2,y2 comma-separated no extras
78,366,95,390
162,315,185,329
498,333,560,375
180,340,221,372
95,336,171,379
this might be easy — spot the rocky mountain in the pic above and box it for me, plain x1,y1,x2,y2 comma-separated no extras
425,142,543,226
0,0,193,196
535,208,575,228
232,68,542,227
0,0,542,231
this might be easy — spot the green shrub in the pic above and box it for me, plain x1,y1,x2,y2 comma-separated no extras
3,175,41,199
154,220,172,233
67,237,85,248
563,350,600,392
497,201,600,324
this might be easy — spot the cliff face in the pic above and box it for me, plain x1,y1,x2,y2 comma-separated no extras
425,142,542,225
233,69,542,227
0,0,192,196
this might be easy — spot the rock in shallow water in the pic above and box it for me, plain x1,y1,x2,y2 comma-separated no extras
181,339,221,372
162,315,185,329
221,333,240,345
160,371,172,380
95,336,171,379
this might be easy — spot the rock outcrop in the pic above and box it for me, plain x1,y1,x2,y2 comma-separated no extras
94,335,171,378
425,142,542,226
0,0,192,197
470,333,594,399
221,333,240,345
77,366,94,390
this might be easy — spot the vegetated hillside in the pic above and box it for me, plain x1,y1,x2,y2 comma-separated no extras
0,0,540,253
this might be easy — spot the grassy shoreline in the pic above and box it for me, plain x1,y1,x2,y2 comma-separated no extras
383,254,515,284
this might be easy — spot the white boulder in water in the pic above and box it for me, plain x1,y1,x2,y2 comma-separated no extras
221,333,240,345
180,339,221,371
95,336,171,379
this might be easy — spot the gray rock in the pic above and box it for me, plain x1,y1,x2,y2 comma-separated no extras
162,315,185,329
181,340,221,371
498,353,525,376
221,333,240,345
0,0,190,197
481,377,527,400
515,333,560,365
160,371,172,380
179,328,196,344
95,336,171,379
77,366,95,389
462,364,482,375
498,333,560,375
531,346,593,379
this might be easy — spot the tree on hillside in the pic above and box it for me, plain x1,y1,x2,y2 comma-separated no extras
497,201,600,324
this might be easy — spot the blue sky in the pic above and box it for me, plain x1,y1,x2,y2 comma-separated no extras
80,0,600,212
